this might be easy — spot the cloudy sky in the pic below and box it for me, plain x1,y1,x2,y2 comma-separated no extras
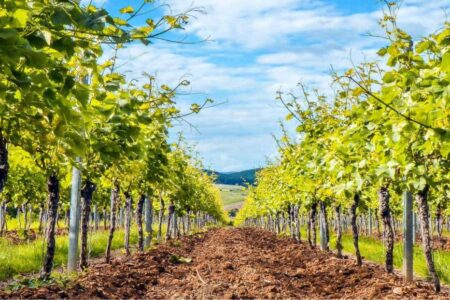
88,0,449,172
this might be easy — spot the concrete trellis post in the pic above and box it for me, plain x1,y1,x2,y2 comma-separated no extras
144,195,153,247
67,158,82,273
403,190,413,282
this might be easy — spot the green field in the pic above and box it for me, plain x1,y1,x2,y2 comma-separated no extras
216,184,247,209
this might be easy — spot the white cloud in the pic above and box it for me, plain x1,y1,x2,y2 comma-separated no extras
112,45,263,95
109,0,450,171
162,0,380,49
166,0,449,49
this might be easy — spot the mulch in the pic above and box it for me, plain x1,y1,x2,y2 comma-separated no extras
0,227,448,299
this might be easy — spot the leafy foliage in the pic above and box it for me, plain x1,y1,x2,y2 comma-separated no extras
0,0,227,230
236,4,449,225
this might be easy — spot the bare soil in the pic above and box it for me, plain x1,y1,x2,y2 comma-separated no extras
0,227,447,299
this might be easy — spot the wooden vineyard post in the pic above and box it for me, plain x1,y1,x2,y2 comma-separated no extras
403,190,413,282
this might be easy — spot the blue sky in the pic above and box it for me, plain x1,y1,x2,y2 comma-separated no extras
85,0,449,172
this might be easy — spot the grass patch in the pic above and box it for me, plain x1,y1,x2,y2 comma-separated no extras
294,227,450,284
0,221,206,282
2,217,67,232
0,228,138,281
330,233,450,285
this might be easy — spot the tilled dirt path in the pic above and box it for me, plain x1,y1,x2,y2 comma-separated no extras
1,227,448,299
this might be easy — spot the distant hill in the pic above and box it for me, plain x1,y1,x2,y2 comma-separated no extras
205,169,260,186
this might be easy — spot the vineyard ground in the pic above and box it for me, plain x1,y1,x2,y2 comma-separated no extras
1,227,447,299
1,224,448,286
